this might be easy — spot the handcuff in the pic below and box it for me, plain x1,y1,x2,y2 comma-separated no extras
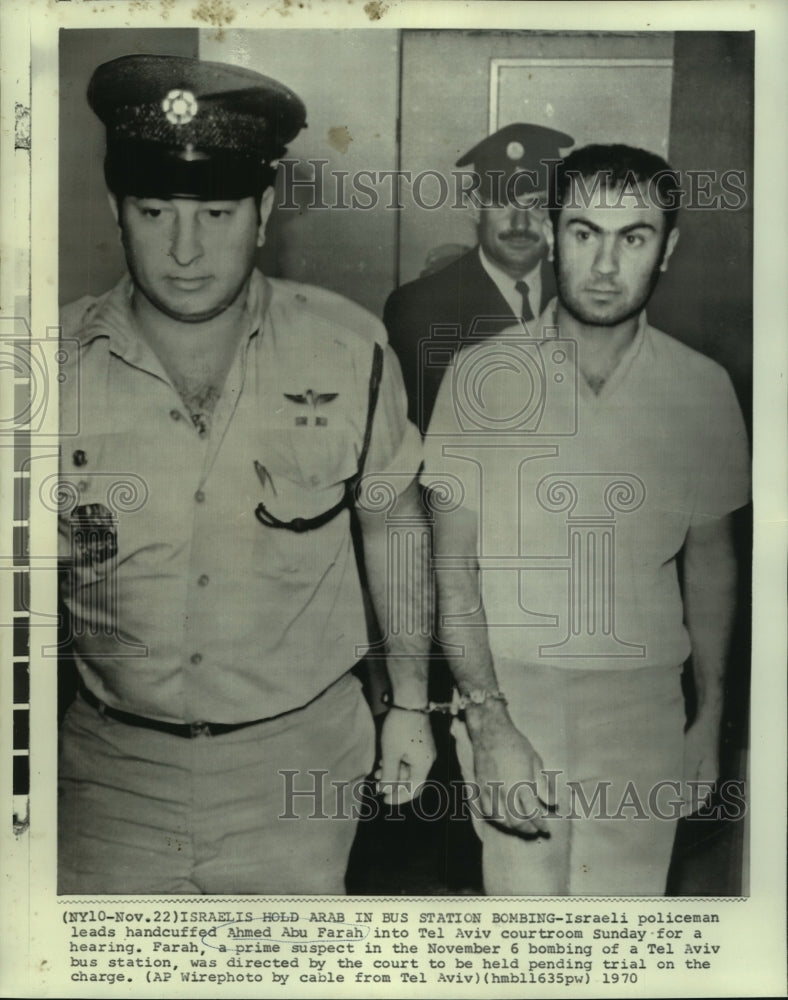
381,688,507,716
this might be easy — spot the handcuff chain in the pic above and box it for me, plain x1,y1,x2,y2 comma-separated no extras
381,689,507,716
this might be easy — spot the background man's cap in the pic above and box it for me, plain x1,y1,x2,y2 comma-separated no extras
456,122,574,201
89,54,307,200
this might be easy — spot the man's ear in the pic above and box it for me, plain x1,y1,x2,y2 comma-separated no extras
107,192,120,226
659,227,680,272
543,217,555,262
257,187,276,248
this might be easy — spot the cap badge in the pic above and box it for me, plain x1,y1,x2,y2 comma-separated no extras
506,140,525,161
162,89,198,126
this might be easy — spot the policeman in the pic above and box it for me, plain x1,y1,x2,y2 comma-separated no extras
383,122,574,432
58,54,435,895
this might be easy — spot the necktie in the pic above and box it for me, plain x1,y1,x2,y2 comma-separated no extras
515,279,534,322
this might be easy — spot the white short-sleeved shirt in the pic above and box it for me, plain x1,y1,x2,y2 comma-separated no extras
423,304,750,672
59,270,421,723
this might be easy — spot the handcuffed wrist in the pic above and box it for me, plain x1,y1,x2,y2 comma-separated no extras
381,688,507,717
381,691,430,715
454,688,508,712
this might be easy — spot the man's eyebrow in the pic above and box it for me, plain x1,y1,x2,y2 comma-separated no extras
565,217,659,235
618,221,659,235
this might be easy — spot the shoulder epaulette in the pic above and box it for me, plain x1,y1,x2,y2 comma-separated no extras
273,279,388,349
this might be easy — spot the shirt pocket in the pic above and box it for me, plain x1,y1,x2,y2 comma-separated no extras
255,415,362,522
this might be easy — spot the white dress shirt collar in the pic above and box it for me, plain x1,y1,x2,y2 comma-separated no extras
478,246,543,320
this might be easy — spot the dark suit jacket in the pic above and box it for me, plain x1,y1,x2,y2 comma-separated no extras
383,248,556,434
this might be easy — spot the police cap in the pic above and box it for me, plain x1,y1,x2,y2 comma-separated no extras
456,122,574,202
88,54,307,200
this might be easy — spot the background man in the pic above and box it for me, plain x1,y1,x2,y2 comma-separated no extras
423,144,750,895
58,53,434,894
383,122,573,433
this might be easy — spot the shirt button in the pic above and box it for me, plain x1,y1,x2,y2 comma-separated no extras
72,449,87,467
198,574,209,587
190,652,203,665
194,490,205,503
169,409,182,421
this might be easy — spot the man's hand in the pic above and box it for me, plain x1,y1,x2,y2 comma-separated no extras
376,708,437,805
681,718,720,816
358,476,434,807
467,701,553,836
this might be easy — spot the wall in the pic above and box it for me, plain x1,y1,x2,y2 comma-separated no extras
661,31,754,777
655,31,754,413
398,31,675,286
200,29,400,317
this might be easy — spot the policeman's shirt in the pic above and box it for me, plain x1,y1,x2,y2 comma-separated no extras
59,270,421,724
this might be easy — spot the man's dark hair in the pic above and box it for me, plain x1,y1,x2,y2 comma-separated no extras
549,144,682,236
